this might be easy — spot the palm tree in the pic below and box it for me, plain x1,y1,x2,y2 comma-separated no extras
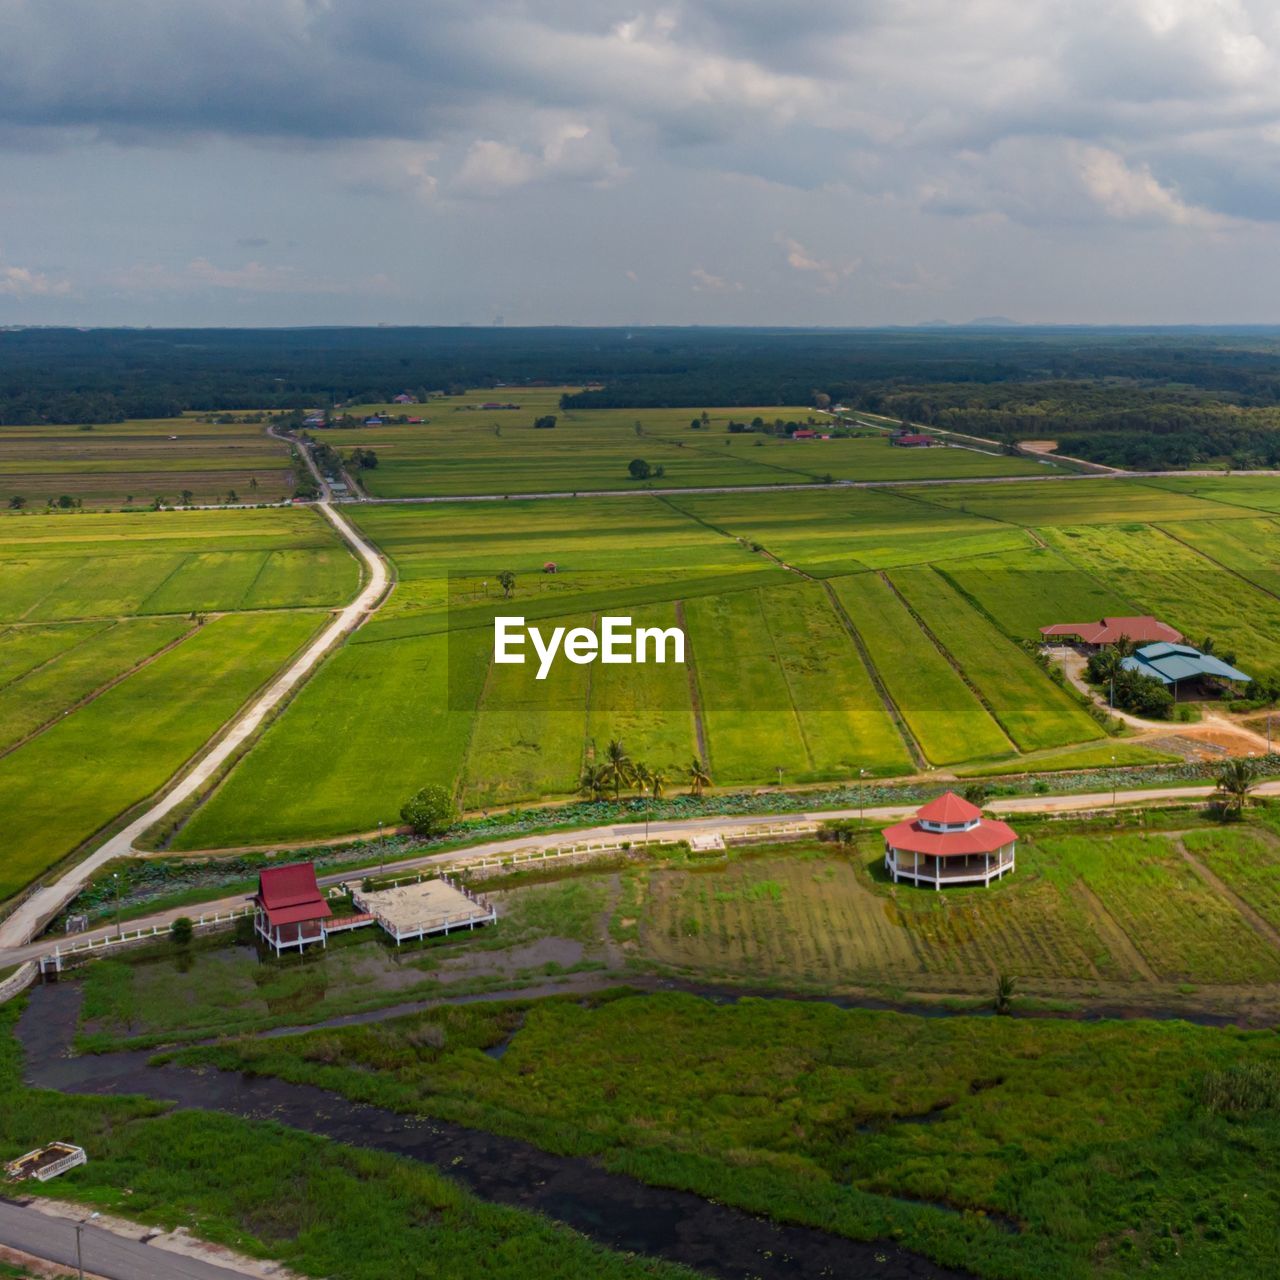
688,757,712,797
579,764,608,801
1215,757,1260,817
600,739,633,800
633,761,652,798
649,769,668,800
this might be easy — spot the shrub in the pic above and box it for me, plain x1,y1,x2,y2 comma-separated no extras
400,785,459,837
1199,1062,1280,1115
170,916,194,946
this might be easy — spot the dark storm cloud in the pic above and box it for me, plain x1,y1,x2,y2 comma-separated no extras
4,1,1280,324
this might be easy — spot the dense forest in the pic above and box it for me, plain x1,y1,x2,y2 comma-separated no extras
6,325,1280,468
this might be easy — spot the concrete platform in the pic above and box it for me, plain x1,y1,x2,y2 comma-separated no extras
354,878,495,944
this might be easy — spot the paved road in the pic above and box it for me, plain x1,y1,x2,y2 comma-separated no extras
0,1201,252,1280
0,500,390,951
1,779,1255,970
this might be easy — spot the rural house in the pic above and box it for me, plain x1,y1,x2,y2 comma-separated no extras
882,792,1017,889
1039,615,1182,648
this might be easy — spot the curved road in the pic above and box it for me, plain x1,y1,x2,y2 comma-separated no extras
0,500,389,949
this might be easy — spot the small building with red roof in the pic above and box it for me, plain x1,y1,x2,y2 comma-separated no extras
882,792,1017,889
1039,616,1182,648
253,862,332,954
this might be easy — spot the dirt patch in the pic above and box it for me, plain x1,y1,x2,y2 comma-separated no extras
436,937,585,982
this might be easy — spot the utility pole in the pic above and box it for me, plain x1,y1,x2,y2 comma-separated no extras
859,768,868,826
378,819,385,876
76,1212,99,1280
113,872,122,939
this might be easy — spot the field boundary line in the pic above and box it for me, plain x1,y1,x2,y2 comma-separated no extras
755,588,816,772
822,580,925,770
1176,842,1280,953
674,599,710,764
457,645,499,812
0,620,199,764
133,551,195,614
878,570,1017,755
1071,881,1158,982
1151,523,1280,606
0,620,112,698
234,549,275,610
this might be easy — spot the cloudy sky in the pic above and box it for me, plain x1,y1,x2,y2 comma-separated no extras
3,0,1280,326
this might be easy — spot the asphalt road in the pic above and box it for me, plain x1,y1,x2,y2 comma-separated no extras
0,1201,252,1279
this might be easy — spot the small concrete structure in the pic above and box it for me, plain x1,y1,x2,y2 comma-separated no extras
882,792,1017,889
353,876,495,946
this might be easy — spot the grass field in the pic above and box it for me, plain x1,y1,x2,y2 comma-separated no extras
0,414,294,508
0,1005,690,1280
177,988,1280,1280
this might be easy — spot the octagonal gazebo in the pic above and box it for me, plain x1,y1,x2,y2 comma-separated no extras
882,792,1017,889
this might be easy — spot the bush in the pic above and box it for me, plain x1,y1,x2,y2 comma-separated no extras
1199,1062,1280,1115
170,916,194,946
400,785,459,837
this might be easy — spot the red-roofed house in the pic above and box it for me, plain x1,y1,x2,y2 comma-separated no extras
253,862,332,954
1039,616,1182,648
890,433,934,447
882,792,1017,889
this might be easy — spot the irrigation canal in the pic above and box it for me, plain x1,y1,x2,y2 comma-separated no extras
17,981,970,1280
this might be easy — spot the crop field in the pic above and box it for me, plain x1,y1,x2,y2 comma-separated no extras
1033,834,1280,984
1040,523,1280,677
900,477,1258,525
828,573,1011,764
1180,826,1280,933
340,388,1049,499
633,827,1280,994
665,488,1036,575
0,611,322,898
0,414,294,507
151,471,1280,851
0,507,359,620
888,568,1103,750
935,545,1138,640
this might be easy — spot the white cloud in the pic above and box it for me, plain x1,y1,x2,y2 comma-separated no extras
0,264,71,297
690,266,742,292
775,235,859,290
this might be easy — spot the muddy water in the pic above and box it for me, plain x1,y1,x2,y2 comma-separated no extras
18,983,971,1280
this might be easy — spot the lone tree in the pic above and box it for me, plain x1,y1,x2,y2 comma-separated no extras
497,570,516,598
1215,757,1261,818
401,784,459,836
170,916,194,946
8,496,25,509
628,458,652,480
994,973,1017,1015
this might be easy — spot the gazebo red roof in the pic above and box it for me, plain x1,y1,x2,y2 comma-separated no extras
1039,616,1182,646
915,791,982,825
254,863,331,928
883,791,1017,858
881,816,1017,857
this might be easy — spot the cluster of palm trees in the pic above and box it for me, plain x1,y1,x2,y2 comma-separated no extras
580,738,712,801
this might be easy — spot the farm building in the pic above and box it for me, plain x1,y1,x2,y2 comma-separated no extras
882,792,1017,889
1040,615,1182,648
1121,642,1251,694
393,393,416,404
891,432,934,447
253,862,331,954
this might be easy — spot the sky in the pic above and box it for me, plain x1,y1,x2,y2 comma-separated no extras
4,0,1280,326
